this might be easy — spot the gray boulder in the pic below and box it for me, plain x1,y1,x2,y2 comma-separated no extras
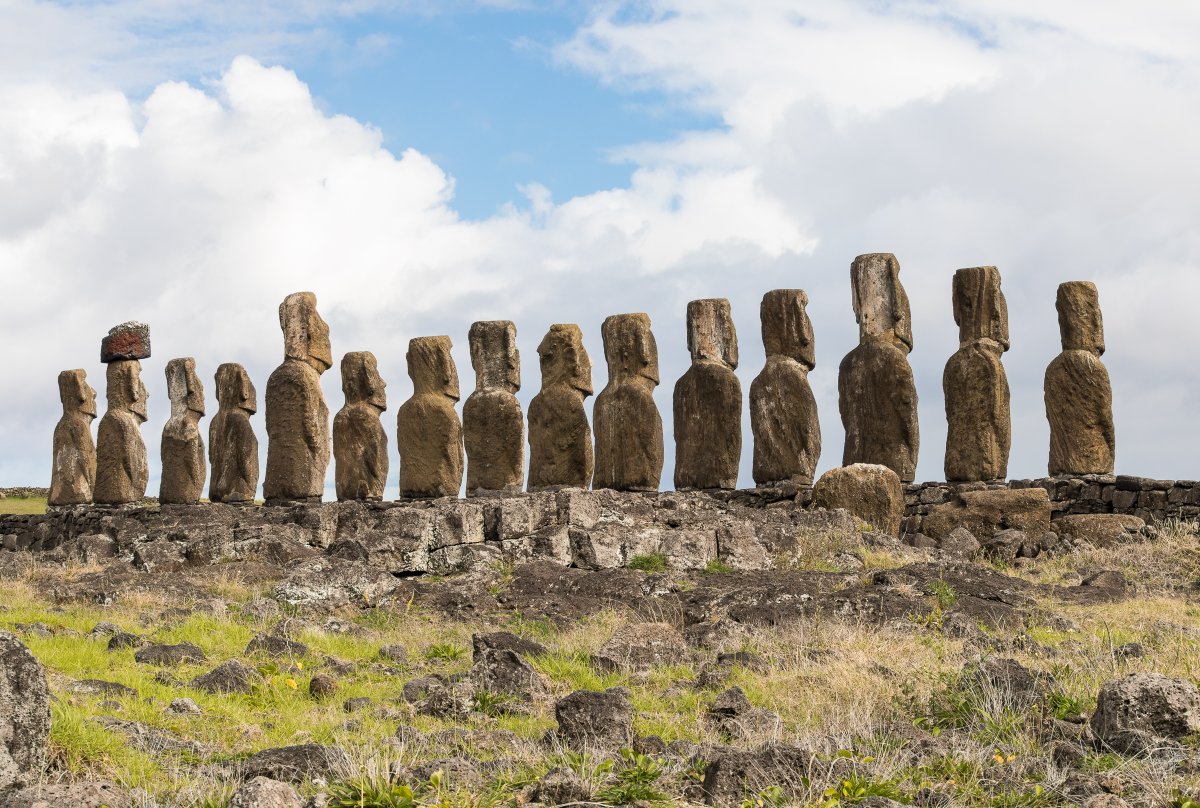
227,776,302,808
555,688,634,751
593,622,688,673
1090,673,1200,753
0,631,50,790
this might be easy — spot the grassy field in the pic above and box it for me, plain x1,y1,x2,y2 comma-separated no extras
0,495,47,515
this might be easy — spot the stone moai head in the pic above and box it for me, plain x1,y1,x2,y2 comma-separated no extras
686,298,738,369
280,291,333,373
602,313,659,385
59,369,97,420
760,289,815,370
106,360,148,423
953,267,1009,350
851,253,913,352
341,351,387,411
469,320,520,394
165,358,205,419
407,336,460,401
215,363,257,415
1057,281,1105,355
538,324,592,395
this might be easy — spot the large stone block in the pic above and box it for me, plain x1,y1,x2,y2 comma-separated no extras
100,321,151,363
922,488,1052,541
0,631,50,789
811,463,903,536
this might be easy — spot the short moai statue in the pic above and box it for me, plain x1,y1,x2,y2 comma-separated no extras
838,253,920,482
159,357,207,504
463,321,524,495
944,267,1011,482
397,336,463,498
674,299,742,490
209,363,259,503
749,290,821,487
1045,281,1115,475
94,360,150,505
593,313,663,492
264,292,332,503
333,351,388,500
49,369,98,506
527,324,594,491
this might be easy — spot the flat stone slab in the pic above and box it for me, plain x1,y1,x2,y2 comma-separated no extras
101,322,151,362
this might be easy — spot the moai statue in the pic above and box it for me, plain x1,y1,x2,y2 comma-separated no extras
463,321,524,495
49,369,97,506
1045,281,1115,475
397,336,463,498
94,361,150,505
674,299,741,490
264,292,332,503
944,267,1011,482
838,253,920,482
333,351,388,500
159,357,207,504
593,313,663,492
527,324,593,491
749,290,821,487
209,363,259,504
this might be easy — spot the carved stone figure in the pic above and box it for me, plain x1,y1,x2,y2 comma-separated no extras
593,313,663,492
1045,281,1115,475
674,299,741,490
944,267,1011,482
334,351,388,500
397,336,463,498
528,324,593,491
94,359,149,505
838,253,920,482
464,321,524,495
49,369,97,506
209,363,259,504
264,292,332,503
749,290,821,487
159,358,206,504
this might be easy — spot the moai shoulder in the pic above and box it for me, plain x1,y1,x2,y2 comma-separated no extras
674,298,741,490
334,351,389,501
527,323,593,491
160,357,207,504
397,336,463,498
593,312,663,492
464,320,524,495
209,363,259,504
49,369,98,506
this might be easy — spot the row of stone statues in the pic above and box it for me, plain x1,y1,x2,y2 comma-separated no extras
49,254,1116,506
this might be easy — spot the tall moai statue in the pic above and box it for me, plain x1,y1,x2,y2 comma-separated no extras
94,322,151,505
674,299,741,490
333,351,388,500
463,321,524,495
944,267,1011,482
750,290,821,487
397,336,463,498
594,313,663,492
49,369,98,506
1045,281,1115,475
159,357,207,504
527,324,593,491
209,363,259,504
264,292,333,503
838,253,920,482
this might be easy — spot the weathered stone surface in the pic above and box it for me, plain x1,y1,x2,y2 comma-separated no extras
593,622,689,673
468,648,546,699
593,313,663,492
811,464,903,535
397,336,463,498
0,631,50,790
840,253,919,482
750,289,821,486
100,321,150,363
1091,673,1200,753
922,488,1052,541
49,369,97,506
701,745,815,807
0,781,132,808
675,299,741,490
264,292,332,503
1046,281,1115,475
191,660,263,695
464,321,523,494
134,643,207,666
93,359,149,505
240,744,349,784
554,688,634,751
333,351,388,501
1053,514,1145,548
208,363,259,504
528,324,593,491
944,267,1011,482
227,777,301,808
160,357,206,504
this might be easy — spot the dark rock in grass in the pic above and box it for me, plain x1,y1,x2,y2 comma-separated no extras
245,633,309,658
0,631,51,790
554,688,634,751
167,698,202,715
527,767,592,806
69,679,138,698
408,757,483,791
592,622,688,673
1090,673,1200,754
227,776,302,808
134,642,206,666
190,660,263,695
343,697,373,713
106,632,142,651
0,780,133,808
471,630,548,661
240,744,350,784
964,657,1055,711
708,686,781,743
95,717,204,755
379,644,408,664
403,675,447,704
308,674,338,700
701,744,816,806
468,648,546,699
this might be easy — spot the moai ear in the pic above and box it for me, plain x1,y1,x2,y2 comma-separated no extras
891,262,913,352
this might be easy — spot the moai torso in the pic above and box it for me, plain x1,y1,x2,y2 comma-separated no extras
674,299,742,490
593,313,663,492
160,358,207,504
209,363,259,503
334,351,389,500
397,336,463,498
94,359,150,505
463,321,524,495
528,324,593,491
749,290,821,486
49,369,97,506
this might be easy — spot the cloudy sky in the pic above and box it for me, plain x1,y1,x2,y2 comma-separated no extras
3,0,1198,496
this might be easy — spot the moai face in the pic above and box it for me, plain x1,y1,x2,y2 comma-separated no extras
602,313,659,385
953,267,1009,350
165,358,205,418
686,298,738,369
469,320,520,393
107,361,148,423
342,351,387,411
216,363,257,415
760,289,815,370
59,369,97,420
1057,281,1105,355
280,291,333,373
408,336,460,401
851,253,913,352
538,324,592,395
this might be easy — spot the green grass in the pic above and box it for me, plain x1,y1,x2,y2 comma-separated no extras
0,495,47,515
